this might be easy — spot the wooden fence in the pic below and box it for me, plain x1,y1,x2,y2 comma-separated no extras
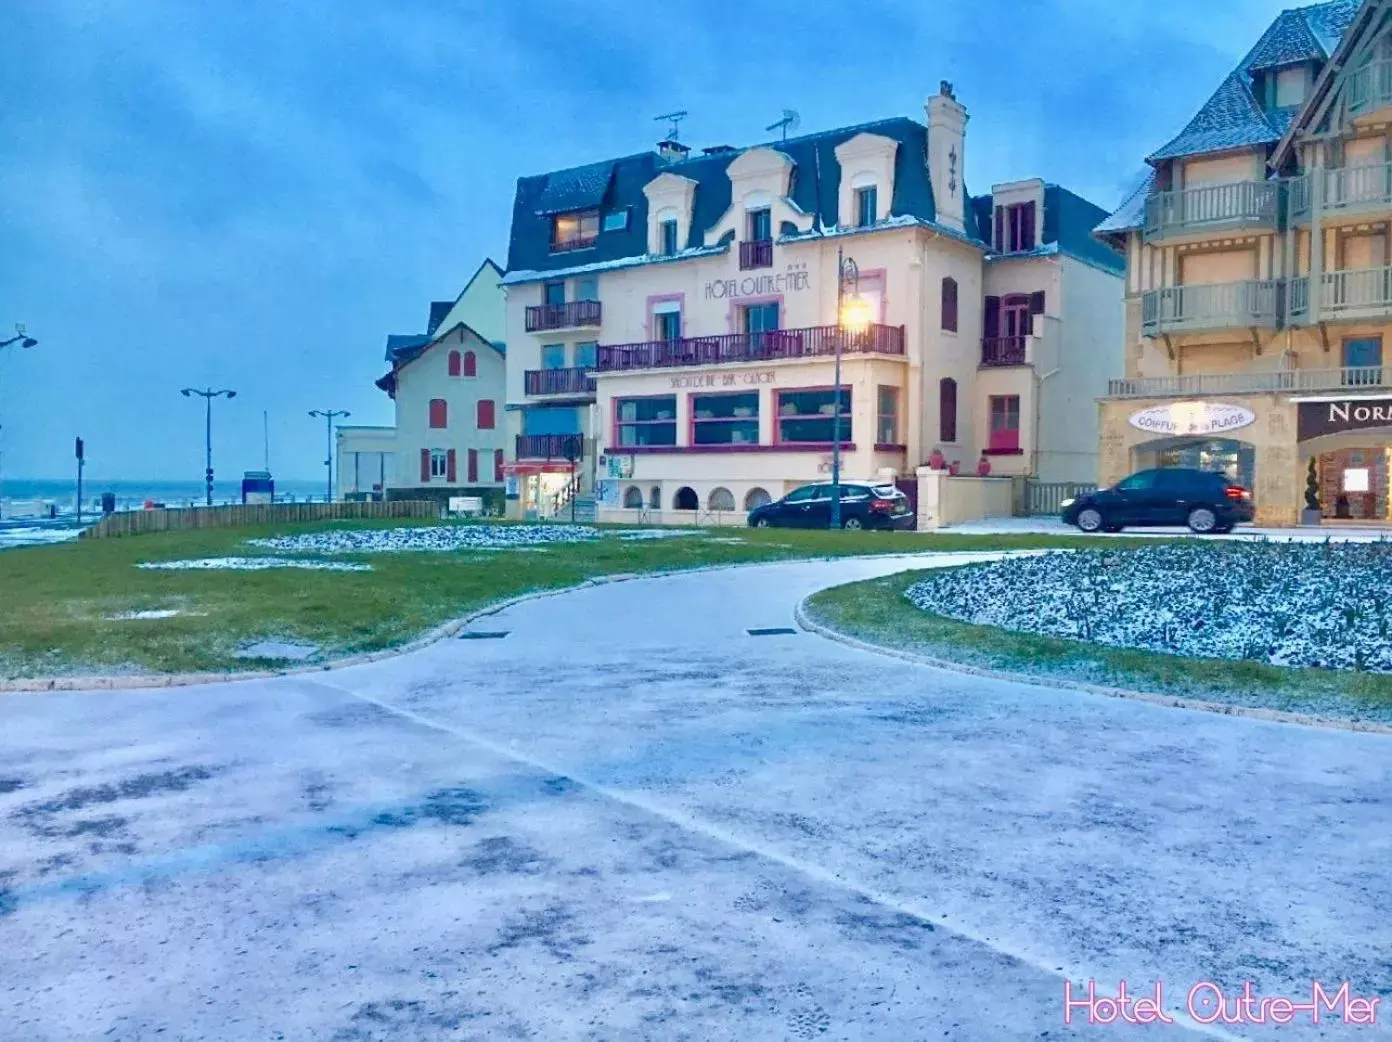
80,499,440,539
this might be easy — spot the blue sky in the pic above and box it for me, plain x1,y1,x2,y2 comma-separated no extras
1,0,1302,481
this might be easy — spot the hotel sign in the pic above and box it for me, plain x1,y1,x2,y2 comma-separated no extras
1297,396,1392,441
704,268,810,301
1128,402,1256,437
669,369,777,389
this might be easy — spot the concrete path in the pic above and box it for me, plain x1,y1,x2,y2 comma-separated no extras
1,553,1389,1041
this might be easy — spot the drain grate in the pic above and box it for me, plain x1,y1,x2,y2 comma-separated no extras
458,631,510,640
747,627,799,637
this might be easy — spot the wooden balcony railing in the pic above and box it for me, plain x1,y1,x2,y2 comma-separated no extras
1142,181,1279,242
1107,367,1392,399
1290,266,1392,323
1290,163,1392,221
524,367,596,396
524,300,602,332
981,336,1028,367
1348,59,1392,117
515,434,584,461
1141,280,1282,337
594,323,906,373
739,239,773,270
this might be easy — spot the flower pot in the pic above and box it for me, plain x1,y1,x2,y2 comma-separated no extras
1301,508,1322,526
976,457,992,477
928,448,946,470
949,461,961,476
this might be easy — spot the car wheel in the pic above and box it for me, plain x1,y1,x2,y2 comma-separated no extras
1075,507,1104,533
842,517,864,531
754,518,772,529
1187,507,1218,534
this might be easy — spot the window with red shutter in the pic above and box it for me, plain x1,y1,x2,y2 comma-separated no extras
448,350,461,377
467,449,478,483
462,351,477,377
477,399,495,430
420,448,431,483
983,296,1001,339
989,395,1021,452
1029,290,1046,316
941,277,958,332
1020,201,1037,251
993,205,1004,253
494,449,504,483
939,378,957,443
429,398,447,429
446,448,457,483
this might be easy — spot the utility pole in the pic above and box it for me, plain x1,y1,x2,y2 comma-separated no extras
75,437,85,524
0,325,40,513
181,387,237,506
309,409,350,502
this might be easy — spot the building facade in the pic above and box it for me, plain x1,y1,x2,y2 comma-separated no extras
372,259,509,510
335,424,396,500
1095,0,1392,525
503,86,1123,523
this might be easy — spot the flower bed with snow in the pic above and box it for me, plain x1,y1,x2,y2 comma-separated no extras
246,524,694,555
905,542,1392,674
138,557,372,572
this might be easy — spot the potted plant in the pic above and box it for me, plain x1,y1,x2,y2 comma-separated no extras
948,460,961,476
1301,457,1322,526
976,455,992,477
928,447,947,470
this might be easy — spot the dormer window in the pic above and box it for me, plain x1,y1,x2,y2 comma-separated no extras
995,201,1037,253
552,210,599,252
747,208,772,242
1274,65,1307,108
855,186,878,228
659,218,679,256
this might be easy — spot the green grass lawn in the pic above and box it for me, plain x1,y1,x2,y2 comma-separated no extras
803,570,1392,724
0,520,1133,679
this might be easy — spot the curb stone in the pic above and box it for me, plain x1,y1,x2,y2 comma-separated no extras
0,550,956,694
793,594,1392,737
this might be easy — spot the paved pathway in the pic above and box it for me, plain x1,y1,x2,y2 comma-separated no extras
1,553,1389,1040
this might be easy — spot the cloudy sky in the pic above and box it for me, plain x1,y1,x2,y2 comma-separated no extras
1,0,1298,482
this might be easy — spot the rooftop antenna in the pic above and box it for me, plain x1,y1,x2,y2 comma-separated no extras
654,110,688,142
262,409,270,471
766,108,801,142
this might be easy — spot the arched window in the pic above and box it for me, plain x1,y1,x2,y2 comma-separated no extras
477,399,495,430
941,277,958,332
939,378,957,443
428,398,448,429
447,350,462,377
744,487,772,510
708,487,736,512
623,486,644,508
674,486,699,511
649,486,661,509
462,350,477,378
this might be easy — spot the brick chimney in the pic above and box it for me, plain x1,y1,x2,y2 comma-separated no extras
657,139,691,163
926,81,967,232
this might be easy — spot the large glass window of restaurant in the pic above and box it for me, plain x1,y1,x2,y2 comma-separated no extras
989,395,1021,452
655,308,682,340
573,341,598,369
877,386,899,444
551,210,599,251
855,186,878,228
660,219,679,256
777,388,852,444
741,301,780,333
540,343,566,369
692,392,759,445
747,208,772,242
543,280,566,306
616,396,678,447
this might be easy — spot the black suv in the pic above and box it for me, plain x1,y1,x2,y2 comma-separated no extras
1061,468,1253,534
748,482,915,530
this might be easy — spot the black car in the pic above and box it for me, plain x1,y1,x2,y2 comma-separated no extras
1061,468,1253,534
748,481,915,530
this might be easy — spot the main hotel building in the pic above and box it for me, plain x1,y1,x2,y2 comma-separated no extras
502,86,1123,522
1096,0,1392,524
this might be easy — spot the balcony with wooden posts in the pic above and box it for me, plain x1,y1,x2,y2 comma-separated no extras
1141,280,1282,338
739,239,773,270
524,299,602,333
980,336,1029,367
515,433,585,461
1347,59,1392,123
1290,163,1392,225
1142,181,1280,244
524,367,596,398
1290,266,1392,325
1107,366,1392,399
594,323,906,373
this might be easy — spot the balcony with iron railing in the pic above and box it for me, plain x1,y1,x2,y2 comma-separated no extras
739,239,773,270
1141,280,1282,337
515,433,585,461
524,299,602,333
524,367,596,397
1347,59,1392,119
980,336,1028,367
1107,366,1392,399
1289,162,1392,223
594,322,906,373
1290,266,1392,323
1142,181,1280,243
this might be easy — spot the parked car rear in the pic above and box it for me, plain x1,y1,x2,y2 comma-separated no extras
748,482,915,530
1061,468,1253,534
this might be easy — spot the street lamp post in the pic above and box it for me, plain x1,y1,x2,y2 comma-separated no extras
181,388,236,506
309,409,350,503
831,249,871,529
0,325,39,510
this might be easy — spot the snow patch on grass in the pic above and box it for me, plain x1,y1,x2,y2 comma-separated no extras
138,557,372,573
245,524,694,555
905,541,1392,674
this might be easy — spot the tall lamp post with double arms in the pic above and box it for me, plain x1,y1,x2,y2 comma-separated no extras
181,387,237,506
830,249,872,529
309,409,351,503
0,325,39,509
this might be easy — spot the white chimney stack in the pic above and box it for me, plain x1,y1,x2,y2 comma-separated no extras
926,81,967,232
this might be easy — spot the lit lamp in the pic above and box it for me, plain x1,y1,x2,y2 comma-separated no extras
839,296,873,334
829,249,865,529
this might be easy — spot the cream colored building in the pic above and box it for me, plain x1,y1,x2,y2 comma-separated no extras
1095,0,1392,525
503,86,1123,523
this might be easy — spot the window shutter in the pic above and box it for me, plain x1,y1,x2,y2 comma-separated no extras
448,350,461,377
494,449,504,483
983,296,1000,338
939,378,957,443
446,449,457,484
429,399,447,429
1021,201,1037,251
467,449,478,483
942,278,958,332
1030,291,1046,315
477,399,495,430
463,351,477,377
420,448,431,483
993,206,1004,253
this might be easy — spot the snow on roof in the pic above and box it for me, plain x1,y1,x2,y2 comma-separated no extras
1094,169,1156,237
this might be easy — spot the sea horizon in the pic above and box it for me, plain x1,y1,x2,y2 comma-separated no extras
1,476,333,510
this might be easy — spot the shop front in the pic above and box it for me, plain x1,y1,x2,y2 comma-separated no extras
504,461,578,520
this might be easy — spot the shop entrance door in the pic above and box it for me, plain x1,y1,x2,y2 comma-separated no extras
1318,448,1390,520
